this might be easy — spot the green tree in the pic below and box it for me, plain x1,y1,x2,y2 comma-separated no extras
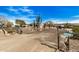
15,19,26,27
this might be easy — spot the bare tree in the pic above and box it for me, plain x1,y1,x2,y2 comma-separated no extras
43,21,53,30
0,15,8,35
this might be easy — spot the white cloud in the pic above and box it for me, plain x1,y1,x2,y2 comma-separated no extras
43,18,67,24
20,7,33,14
69,15,79,23
0,13,9,21
8,7,17,12
70,19,79,23
7,6,35,18
6,6,36,24
0,11,36,25
7,7,19,14
1,12,79,25
8,16,35,24
7,6,34,15
44,16,79,24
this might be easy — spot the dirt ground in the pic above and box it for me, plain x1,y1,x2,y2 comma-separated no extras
0,28,57,52
0,28,79,52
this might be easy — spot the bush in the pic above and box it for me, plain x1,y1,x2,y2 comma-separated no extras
4,21,13,28
64,23,72,28
72,26,79,33
15,19,26,27
5,27,16,33
72,25,79,39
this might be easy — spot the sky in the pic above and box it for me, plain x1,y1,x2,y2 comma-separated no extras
0,6,79,24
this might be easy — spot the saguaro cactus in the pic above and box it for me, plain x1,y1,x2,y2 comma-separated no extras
35,16,42,31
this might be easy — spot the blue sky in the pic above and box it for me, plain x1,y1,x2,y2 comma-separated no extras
0,6,79,24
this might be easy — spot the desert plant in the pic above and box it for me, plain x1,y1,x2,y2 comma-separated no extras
14,25,23,34
46,21,53,29
35,16,42,31
43,21,53,29
0,16,14,34
32,16,42,31
5,21,13,28
72,25,79,39
72,26,79,33
32,20,36,30
64,23,72,28
15,19,26,27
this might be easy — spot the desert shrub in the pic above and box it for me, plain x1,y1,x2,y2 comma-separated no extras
5,27,16,33
64,23,72,28
4,21,13,28
43,21,54,29
72,26,79,33
72,25,79,39
15,19,26,27
14,25,23,34
3,21,15,34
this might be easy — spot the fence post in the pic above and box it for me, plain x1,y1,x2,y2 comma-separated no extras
65,36,70,52
57,27,60,50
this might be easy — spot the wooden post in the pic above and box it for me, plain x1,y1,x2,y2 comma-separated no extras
65,37,70,52
2,29,5,35
57,27,60,50
67,37,69,51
